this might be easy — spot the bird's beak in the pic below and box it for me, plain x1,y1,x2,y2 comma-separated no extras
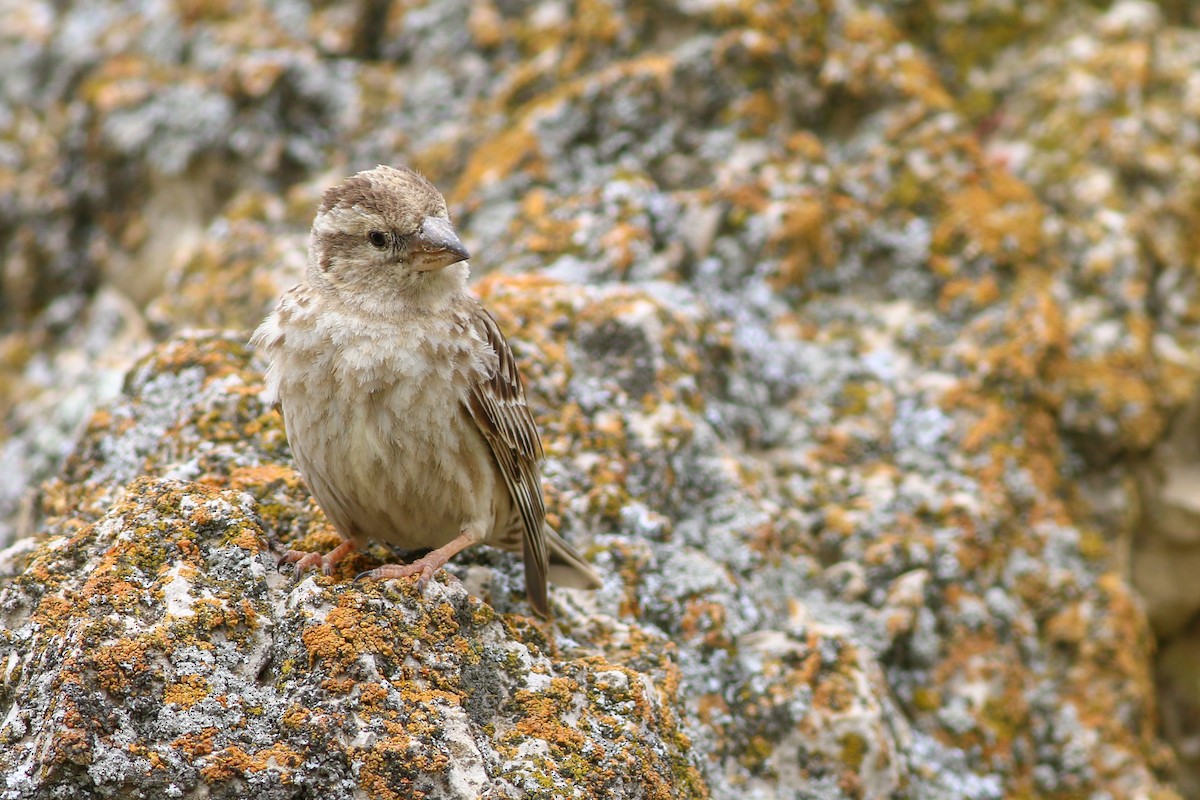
411,216,470,272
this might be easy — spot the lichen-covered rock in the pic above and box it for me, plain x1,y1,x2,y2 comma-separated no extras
1,330,709,799
3,0,1199,797
0,474,704,799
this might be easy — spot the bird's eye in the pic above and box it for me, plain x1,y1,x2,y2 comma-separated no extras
368,230,388,249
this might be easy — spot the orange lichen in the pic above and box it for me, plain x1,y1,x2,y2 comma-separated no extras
200,742,302,782
151,338,249,382
933,168,1046,265
302,603,398,670
227,464,298,491
30,594,73,633
280,705,310,728
192,596,260,636
770,195,837,286
453,127,544,206
90,638,153,695
163,674,210,709
939,274,1002,310
680,600,732,651
173,727,218,759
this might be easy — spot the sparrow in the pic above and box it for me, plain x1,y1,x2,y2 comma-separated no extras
251,164,601,617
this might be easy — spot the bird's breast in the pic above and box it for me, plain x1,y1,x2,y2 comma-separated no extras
276,316,500,549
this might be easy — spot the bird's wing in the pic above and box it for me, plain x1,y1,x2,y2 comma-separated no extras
463,300,549,616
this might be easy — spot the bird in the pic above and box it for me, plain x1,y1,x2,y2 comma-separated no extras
251,164,601,617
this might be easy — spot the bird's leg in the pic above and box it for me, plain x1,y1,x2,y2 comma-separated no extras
279,539,357,576
357,528,479,591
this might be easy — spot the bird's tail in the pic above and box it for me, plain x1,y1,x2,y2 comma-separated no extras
545,525,603,590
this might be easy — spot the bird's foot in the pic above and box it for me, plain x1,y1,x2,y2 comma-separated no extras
357,555,445,592
356,531,476,592
278,539,357,577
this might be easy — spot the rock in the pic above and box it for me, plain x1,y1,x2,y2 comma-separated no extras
1,330,709,799
0,473,704,799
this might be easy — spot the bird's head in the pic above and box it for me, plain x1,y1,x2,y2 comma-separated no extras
307,165,470,310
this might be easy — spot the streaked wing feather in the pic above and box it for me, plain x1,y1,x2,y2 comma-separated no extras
464,301,549,616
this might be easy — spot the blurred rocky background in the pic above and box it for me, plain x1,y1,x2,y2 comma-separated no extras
3,0,1200,797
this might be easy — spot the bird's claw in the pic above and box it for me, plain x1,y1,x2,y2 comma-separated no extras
355,559,439,592
277,550,326,576
277,541,356,579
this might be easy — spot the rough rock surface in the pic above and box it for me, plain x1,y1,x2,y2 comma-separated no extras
2,0,1199,798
